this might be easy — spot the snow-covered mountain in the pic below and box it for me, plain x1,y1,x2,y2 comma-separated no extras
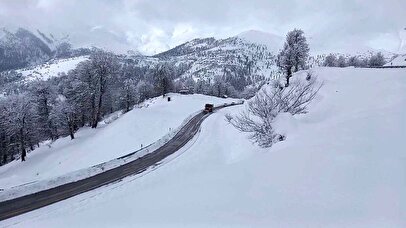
147,31,282,87
0,27,92,72
0,28,52,71
35,29,70,52
3,28,403,90
2,28,283,89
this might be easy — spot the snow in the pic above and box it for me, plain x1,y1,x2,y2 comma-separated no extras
0,94,237,195
17,56,89,81
385,54,406,66
1,67,406,227
272,112,298,136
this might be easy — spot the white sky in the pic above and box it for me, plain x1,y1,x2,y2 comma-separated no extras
0,0,405,55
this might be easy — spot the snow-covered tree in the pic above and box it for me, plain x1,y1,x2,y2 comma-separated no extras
29,81,58,141
347,56,360,67
277,29,310,87
1,94,37,161
153,64,174,97
120,78,138,113
89,50,119,128
323,54,337,67
52,95,77,140
136,80,154,102
337,55,347,67
194,79,210,94
369,52,386,67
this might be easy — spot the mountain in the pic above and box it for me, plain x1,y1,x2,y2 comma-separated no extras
2,29,283,91
0,28,91,72
36,29,70,51
0,28,53,71
5,27,402,93
149,31,281,89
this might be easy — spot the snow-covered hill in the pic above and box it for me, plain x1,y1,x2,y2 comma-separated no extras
17,55,89,81
1,67,404,227
0,93,236,190
385,54,406,66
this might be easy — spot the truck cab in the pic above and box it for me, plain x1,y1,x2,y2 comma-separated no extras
203,104,214,113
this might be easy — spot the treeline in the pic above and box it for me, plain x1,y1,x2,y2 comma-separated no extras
0,49,260,165
323,52,386,68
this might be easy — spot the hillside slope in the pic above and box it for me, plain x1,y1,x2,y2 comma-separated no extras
385,54,406,66
0,94,235,189
2,67,405,227
17,55,89,81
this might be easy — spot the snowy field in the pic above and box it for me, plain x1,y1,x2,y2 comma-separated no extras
0,94,236,190
1,67,406,227
17,56,89,81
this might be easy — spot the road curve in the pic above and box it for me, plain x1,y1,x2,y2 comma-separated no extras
0,103,240,221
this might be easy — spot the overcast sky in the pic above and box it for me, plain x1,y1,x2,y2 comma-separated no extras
0,0,405,55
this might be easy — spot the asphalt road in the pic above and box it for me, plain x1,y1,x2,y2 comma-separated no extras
0,103,239,221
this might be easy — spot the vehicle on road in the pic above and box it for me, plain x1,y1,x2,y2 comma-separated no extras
203,104,214,113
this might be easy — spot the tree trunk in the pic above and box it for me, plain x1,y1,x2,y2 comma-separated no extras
125,92,131,113
19,128,26,162
294,56,299,72
2,154,6,165
42,97,55,141
92,94,102,128
69,128,75,140
92,86,104,129
92,70,107,129
285,67,292,87
67,116,75,140
90,93,97,128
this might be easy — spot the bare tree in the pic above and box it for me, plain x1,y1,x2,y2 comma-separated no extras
228,75,322,147
90,50,119,128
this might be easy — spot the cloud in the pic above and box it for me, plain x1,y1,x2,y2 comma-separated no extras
0,0,405,54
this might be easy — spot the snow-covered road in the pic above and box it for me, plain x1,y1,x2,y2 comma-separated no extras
0,103,241,221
